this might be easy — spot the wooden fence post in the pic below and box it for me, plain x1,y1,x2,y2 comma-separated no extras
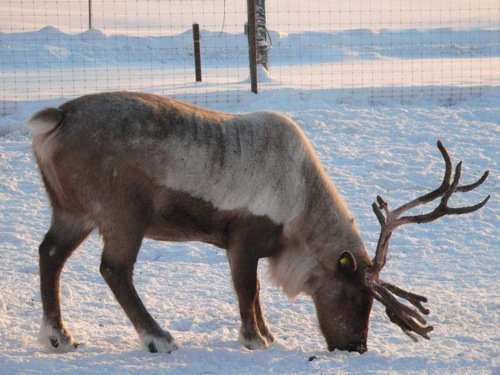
193,23,202,82
88,0,92,30
256,0,268,70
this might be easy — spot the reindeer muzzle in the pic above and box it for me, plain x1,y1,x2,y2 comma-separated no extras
329,340,367,354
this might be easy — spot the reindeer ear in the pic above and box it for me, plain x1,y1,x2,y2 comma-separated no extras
338,251,357,273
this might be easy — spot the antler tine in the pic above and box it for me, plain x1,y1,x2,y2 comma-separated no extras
370,196,392,274
392,141,489,219
374,285,427,324
375,142,490,232
380,281,429,315
372,284,433,341
395,160,490,225
391,140,452,218
456,170,489,192
372,201,386,226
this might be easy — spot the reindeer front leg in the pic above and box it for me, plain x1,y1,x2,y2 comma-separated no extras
254,278,275,345
227,250,273,350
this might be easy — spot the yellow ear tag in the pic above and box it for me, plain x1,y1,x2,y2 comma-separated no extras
339,256,350,267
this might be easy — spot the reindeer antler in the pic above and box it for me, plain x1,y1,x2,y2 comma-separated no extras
367,141,489,341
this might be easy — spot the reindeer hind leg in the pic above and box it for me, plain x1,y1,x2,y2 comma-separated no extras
38,211,93,352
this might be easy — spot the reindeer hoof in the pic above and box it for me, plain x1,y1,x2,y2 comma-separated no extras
39,321,78,353
148,342,158,353
141,331,178,354
261,331,275,345
49,337,59,348
145,339,178,354
49,337,78,349
48,336,79,351
239,332,270,350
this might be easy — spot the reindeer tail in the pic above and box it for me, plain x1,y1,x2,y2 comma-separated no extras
28,107,65,137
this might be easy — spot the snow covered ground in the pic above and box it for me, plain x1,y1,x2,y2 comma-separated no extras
0,6,499,374
1,86,498,375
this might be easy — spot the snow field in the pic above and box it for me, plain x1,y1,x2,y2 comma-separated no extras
0,88,498,373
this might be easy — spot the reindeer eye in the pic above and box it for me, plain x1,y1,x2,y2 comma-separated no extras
339,256,350,267
338,251,357,272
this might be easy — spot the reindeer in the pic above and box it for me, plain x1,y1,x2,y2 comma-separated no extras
29,92,489,354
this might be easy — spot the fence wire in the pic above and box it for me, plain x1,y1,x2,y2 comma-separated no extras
1,0,499,114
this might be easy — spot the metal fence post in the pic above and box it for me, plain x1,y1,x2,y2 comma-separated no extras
247,0,258,94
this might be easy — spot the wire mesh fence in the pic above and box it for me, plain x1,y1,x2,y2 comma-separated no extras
1,0,499,114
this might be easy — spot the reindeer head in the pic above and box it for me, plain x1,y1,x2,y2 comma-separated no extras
313,249,373,353
364,141,489,343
